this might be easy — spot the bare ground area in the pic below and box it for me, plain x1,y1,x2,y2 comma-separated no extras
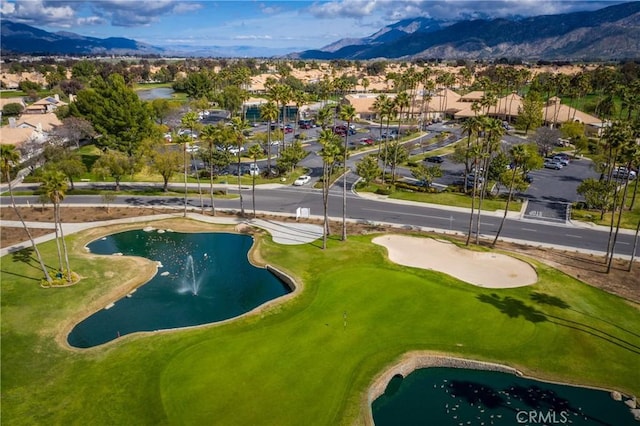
1,206,638,303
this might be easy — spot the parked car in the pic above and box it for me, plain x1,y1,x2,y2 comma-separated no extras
525,174,533,183
249,163,260,176
298,120,314,129
425,155,444,163
544,159,563,170
612,167,637,180
228,146,245,155
359,137,374,145
552,155,570,166
293,175,311,186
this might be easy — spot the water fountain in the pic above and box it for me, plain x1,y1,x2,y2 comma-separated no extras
179,254,201,295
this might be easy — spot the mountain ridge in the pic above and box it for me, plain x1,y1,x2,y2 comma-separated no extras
295,2,640,60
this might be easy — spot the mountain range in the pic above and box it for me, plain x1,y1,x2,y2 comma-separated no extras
295,1,640,60
2,2,640,60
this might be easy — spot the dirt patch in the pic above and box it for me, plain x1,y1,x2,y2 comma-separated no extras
2,206,639,303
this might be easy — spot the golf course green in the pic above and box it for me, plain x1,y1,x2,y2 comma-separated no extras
1,219,639,425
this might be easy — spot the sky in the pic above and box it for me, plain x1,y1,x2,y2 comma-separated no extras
0,0,631,51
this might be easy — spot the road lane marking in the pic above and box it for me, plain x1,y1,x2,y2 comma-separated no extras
361,208,448,220
565,234,582,238
522,228,537,232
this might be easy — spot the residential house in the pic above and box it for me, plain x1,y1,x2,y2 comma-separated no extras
24,94,67,114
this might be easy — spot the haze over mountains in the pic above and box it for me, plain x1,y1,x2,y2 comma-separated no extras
2,1,640,60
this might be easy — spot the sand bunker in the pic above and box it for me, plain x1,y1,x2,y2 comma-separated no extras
372,235,537,288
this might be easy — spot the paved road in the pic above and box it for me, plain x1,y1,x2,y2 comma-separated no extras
3,182,637,258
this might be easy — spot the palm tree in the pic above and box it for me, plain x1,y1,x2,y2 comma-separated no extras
260,101,279,172
267,83,291,147
607,137,639,273
1,145,52,283
394,91,410,136
492,144,529,247
175,133,191,217
372,94,390,159
381,98,397,183
199,124,218,216
41,170,72,283
230,117,249,217
602,121,631,262
181,112,204,213
475,117,503,243
338,103,356,241
318,129,342,250
247,144,263,218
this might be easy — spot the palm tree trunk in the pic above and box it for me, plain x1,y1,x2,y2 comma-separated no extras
607,176,631,273
193,158,204,214
237,152,244,217
627,219,639,272
492,168,518,247
252,159,257,218
53,201,64,272
267,122,273,172
342,132,348,241
5,173,52,282
604,181,620,264
322,163,329,250
183,146,188,217
209,144,216,216
57,202,72,284
629,176,638,211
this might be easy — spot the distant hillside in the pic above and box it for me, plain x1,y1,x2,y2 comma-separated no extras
1,21,165,55
295,2,640,60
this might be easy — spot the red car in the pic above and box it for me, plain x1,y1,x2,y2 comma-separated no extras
359,137,374,145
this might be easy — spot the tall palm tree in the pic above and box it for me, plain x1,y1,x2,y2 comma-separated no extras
175,133,191,217
199,124,218,216
381,98,397,183
181,112,204,213
318,129,342,250
41,170,72,283
607,137,638,273
1,145,52,283
267,83,291,147
492,144,529,247
338,103,356,241
372,94,389,157
260,101,279,172
475,117,503,243
230,117,249,217
394,91,410,136
247,144,263,219
602,121,631,263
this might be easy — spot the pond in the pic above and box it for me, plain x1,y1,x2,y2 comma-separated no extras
137,87,174,100
67,230,291,348
372,367,636,425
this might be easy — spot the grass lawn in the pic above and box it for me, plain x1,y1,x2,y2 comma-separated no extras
1,220,638,425
358,182,523,212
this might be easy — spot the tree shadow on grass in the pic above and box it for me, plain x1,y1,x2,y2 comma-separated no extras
477,293,547,323
479,293,640,355
530,292,570,309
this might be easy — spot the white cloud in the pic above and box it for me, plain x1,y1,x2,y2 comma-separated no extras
1,0,203,28
308,0,378,18
233,34,273,40
1,0,76,26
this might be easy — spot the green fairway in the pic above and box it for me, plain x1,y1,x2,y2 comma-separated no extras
1,220,639,425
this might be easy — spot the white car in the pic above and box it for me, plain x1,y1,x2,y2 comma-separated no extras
293,175,311,186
